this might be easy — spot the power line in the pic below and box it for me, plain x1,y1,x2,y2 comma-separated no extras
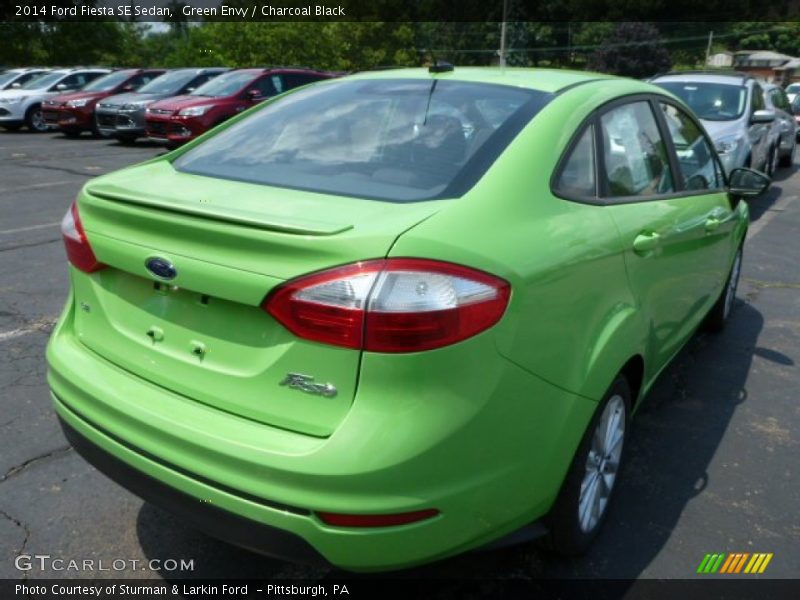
428,26,787,56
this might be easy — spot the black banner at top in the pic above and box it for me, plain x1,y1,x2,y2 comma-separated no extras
4,0,800,22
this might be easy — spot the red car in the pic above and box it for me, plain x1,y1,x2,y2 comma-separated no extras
144,67,338,146
43,69,165,137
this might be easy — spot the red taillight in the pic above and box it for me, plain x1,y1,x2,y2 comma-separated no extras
61,201,105,273
264,258,510,352
316,508,439,528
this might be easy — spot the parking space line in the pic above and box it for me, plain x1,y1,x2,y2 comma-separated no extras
0,318,57,343
0,222,60,235
747,194,797,241
0,180,80,194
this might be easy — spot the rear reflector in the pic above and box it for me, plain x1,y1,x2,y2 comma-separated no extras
61,201,105,273
316,508,440,528
264,259,510,352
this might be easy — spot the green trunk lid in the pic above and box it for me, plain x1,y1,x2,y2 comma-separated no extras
72,160,442,437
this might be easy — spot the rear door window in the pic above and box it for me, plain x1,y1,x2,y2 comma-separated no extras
250,76,277,98
600,101,675,198
284,73,325,89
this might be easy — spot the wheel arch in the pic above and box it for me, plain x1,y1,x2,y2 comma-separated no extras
576,302,648,404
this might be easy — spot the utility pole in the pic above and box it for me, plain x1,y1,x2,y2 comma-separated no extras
499,0,508,67
705,30,714,67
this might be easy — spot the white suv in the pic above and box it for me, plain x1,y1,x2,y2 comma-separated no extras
0,68,110,132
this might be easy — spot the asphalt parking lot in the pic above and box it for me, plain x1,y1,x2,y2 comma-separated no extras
0,130,798,582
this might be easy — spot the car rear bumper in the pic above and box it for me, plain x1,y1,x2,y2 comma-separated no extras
47,289,592,570
57,408,328,566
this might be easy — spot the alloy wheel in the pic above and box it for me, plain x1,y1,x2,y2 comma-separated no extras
30,110,47,132
578,394,626,534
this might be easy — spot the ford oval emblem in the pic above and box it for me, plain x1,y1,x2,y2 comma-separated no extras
145,257,177,280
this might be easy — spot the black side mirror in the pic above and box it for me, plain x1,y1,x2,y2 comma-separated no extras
729,167,771,197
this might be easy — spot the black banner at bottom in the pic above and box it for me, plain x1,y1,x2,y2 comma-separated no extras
3,579,800,600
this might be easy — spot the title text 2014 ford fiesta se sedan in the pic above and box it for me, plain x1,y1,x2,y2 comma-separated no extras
46,67,769,571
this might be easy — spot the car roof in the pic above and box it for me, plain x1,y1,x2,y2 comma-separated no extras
651,71,750,86
343,67,617,94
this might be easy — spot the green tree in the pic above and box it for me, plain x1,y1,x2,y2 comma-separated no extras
588,22,671,78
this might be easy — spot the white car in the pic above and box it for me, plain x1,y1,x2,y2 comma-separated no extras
786,82,800,104
0,68,51,91
0,68,110,132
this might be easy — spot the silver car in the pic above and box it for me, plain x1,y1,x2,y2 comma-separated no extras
763,82,797,169
95,68,228,144
650,71,776,175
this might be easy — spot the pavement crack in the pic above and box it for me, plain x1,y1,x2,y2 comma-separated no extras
743,278,800,290
0,446,72,484
0,237,61,253
0,507,31,566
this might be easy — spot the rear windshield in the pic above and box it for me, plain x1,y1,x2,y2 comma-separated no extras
656,81,747,121
191,71,257,97
138,70,200,95
174,79,550,202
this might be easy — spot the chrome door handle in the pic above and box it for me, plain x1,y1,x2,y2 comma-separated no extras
633,232,660,255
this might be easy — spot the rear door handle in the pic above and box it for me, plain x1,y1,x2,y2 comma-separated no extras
704,217,721,233
633,231,661,255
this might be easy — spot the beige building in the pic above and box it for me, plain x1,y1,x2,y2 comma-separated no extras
734,51,800,84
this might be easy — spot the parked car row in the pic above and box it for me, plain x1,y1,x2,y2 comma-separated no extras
649,70,798,175
0,66,339,146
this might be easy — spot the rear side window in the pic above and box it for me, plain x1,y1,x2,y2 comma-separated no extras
554,125,596,198
660,103,723,190
600,101,674,198
174,79,550,202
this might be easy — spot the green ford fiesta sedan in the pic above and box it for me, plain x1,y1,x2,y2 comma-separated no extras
46,67,767,571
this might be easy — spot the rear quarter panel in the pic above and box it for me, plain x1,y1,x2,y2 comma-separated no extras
390,80,650,402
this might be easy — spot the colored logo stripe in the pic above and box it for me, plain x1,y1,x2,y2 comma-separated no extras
698,553,773,574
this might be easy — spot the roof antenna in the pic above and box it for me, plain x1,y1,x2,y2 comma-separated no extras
429,60,455,74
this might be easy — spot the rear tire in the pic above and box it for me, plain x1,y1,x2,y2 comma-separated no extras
778,140,796,168
765,146,777,177
543,375,631,556
706,247,743,332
